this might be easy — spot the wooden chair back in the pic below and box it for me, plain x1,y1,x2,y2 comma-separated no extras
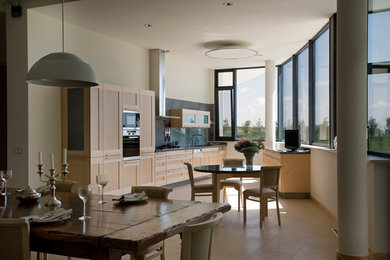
184,162,195,190
55,180,80,193
0,218,30,260
131,186,173,199
260,165,282,190
180,212,223,260
223,158,244,167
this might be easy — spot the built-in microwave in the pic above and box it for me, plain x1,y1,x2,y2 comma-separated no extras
123,110,140,160
123,110,140,128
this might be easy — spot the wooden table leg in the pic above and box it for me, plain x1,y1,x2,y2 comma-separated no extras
91,248,123,260
212,173,218,202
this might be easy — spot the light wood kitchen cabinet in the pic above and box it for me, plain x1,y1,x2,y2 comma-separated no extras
170,109,197,128
123,88,140,111
262,149,311,198
122,160,139,189
102,83,122,157
140,152,154,185
166,149,191,184
90,157,104,193
196,111,211,128
170,109,211,128
103,156,121,192
140,90,155,153
154,152,167,185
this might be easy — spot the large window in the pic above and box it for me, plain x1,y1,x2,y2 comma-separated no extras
313,28,330,144
297,48,309,143
367,1,390,155
282,61,293,131
277,21,334,147
236,68,266,140
215,67,265,141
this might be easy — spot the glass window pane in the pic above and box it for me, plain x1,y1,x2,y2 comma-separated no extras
218,90,232,137
218,72,233,87
368,2,390,154
297,48,309,143
368,10,390,63
368,72,390,153
283,61,293,131
236,68,266,140
314,29,330,145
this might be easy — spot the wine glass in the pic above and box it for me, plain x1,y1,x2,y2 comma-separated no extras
96,175,108,204
1,170,12,195
78,184,92,220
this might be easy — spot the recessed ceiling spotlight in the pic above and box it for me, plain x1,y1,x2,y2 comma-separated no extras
222,2,233,6
144,24,153,28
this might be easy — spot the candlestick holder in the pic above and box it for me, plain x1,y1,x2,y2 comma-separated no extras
36,165,61,206
61,164,69,181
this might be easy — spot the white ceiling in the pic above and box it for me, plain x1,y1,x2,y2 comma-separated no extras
34,0,336,69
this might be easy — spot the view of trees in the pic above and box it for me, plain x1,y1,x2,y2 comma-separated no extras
236,118,265,140
368,116,390,152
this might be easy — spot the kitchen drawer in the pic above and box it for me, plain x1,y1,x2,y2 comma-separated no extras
155,174,167,185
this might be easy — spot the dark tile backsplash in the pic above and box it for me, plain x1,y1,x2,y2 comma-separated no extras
155,98,214,147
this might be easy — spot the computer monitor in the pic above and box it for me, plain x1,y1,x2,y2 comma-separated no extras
285,129,300,151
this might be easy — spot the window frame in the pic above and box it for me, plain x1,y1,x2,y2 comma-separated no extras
277,16,336,148
214,66,266,141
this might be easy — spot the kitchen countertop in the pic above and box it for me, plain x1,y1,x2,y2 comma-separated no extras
155,143,227,152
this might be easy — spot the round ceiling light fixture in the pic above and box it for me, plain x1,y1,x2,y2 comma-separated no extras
205,47,258,59
222,2,234,6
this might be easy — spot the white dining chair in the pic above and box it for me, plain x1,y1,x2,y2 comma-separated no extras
180,212,223,260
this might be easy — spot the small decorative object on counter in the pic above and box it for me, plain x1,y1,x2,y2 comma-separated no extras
234,139,264,167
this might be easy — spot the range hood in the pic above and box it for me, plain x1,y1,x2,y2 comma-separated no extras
149,49,179,119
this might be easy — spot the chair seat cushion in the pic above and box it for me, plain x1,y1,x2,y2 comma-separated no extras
243,187,275,197
220,179,242,189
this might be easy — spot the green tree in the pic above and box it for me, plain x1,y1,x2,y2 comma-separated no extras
242,120,251,138
386,117,390,134
368,117,378,139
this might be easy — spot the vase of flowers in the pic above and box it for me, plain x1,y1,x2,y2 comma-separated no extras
234,139,265,167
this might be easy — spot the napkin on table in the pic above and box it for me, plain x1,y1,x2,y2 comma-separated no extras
112,191,148,202
24,208,72,223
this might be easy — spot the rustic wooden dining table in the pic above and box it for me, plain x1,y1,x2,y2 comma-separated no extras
0,190,230,259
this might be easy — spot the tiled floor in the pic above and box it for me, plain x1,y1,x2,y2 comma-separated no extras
32,178,338,259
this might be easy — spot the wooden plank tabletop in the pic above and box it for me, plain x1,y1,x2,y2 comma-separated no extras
0,190,230,258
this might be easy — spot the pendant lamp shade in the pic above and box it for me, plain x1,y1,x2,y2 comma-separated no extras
26,52,99,87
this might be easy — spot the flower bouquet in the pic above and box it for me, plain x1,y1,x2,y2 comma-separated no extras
234,139,264,166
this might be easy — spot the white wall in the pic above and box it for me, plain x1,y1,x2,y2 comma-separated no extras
166,54,212,104
26,9,213,187
310,148,338,217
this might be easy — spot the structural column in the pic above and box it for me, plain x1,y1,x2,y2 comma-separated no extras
336,0,368,259
265,60,276,149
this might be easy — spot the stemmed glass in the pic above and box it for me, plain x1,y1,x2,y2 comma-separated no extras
96,174,108,204
78,184,92,220
1,170,12,195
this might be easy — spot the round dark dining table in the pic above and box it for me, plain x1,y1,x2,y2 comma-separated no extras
194,165,262,202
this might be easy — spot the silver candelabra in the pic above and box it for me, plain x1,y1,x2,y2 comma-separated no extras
36,163,69,206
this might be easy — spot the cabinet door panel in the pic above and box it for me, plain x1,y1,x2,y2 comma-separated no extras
122,160,139,189
123,88,140,111
103,157,121,192
90,87,104,157
103,84,122,155
140,90,155,153
140,155,154,185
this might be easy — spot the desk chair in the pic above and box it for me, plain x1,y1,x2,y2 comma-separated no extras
0,218,30,260
129,186,173,260
180,212,223,260
243,165,282,228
